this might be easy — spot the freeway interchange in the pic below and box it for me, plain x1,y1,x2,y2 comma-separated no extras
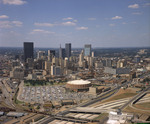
58,80,150,116
0,76,150,124
0,78,16,109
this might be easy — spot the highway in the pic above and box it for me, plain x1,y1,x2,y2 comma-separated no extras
119,73,150,110
94,97,131,109
136,95,150,104
58,81,130,116
120,86,150,110
0,78,15,108
80,81,130,107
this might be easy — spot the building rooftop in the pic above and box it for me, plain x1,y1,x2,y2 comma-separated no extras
0,112,4,116
67,80,91,85
7,112,25,117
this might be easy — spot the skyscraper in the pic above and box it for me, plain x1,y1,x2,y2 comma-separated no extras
48,50,55,61
24,42,34,62
65,43,71,58
84,44,91,57
37,51,45,60
51,65,61,76
79,50,84,67
59,45,65,59
48,50,55,57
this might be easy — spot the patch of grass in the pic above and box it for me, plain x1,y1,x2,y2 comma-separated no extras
24,80,67,86
93,113,108,120
15,98,24,104
101,89,137,103
13,88,24,105
123,106,150,115
111,93,137,100
112,106,120,109
134,102,150,110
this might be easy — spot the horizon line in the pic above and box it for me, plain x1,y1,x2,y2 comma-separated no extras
0,46,150,49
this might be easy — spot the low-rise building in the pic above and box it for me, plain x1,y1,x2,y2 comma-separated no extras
61,99,76,105
10,67,24,80
107,110,133,124
104,67,131,75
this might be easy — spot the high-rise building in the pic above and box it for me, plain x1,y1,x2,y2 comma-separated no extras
59,45,65,59
89,57,94,67
45,61,51,70
48,50,55,56
24,42,34,62
65,43,71,58
92,51,94,57
84,44,91,57
79,50,84,67
51,65,61,76
37,51,45,60
64,58,68,68
48,50,55,61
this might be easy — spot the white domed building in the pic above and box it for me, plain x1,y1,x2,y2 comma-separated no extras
66,79,91,91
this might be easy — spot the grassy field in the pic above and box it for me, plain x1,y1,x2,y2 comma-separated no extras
93,113,108,120
133,102,150,110
101,88,137,103
124,106,150,115
90,88,138,106
108,92,136,100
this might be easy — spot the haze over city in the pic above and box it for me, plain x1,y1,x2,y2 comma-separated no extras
0,0,150,48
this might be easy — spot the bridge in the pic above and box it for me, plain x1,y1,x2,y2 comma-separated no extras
69,107,114,114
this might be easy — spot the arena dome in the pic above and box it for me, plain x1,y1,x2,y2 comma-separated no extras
66,80,91,91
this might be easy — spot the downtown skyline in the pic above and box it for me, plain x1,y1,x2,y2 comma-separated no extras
0,0,150,48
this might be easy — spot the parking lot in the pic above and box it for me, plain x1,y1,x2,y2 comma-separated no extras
18,85,94,104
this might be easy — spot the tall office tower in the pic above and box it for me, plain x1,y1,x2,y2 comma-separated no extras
59,58,64,69
89,57,94,67
65,43,71,58
59,45,65,59
64,58,68,68
84,44,91,57
51,65,61,76
79,50,84,67
37,51,45,59
52,57,59,66
92,51,94,57
24,42,34,62
48,50,55,61
45,61,51,70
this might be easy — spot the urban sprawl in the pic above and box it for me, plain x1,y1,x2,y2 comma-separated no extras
0,43,150,124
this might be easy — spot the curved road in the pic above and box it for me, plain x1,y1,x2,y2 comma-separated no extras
120,86,150,110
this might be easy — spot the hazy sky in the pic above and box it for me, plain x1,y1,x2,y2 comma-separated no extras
0,0,150,48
